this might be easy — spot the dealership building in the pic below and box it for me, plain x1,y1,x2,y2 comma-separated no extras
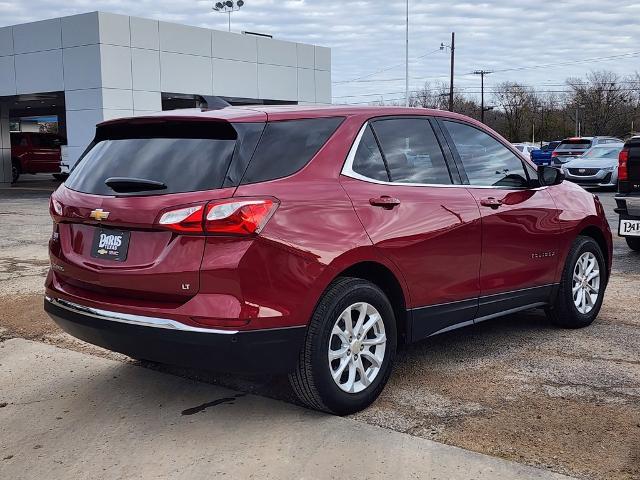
0,11,332,185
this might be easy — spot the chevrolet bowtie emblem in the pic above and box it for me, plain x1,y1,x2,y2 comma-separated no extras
90,209,110,221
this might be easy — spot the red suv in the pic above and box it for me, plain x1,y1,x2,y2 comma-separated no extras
45,106,612,414
11,132,64,183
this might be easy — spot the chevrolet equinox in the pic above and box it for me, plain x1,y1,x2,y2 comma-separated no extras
45,105,612,415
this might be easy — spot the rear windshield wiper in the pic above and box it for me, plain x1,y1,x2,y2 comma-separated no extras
105,177,167,193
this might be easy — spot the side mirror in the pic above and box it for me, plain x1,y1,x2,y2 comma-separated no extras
538,165,564,186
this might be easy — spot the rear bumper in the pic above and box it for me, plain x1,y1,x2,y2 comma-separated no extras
44,296,306,374
615,195,640,237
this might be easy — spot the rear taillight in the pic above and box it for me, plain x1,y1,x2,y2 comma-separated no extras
551,151,558,158
49,197,63,222
619,149,629,181
158,205,204,233
156,198,278,235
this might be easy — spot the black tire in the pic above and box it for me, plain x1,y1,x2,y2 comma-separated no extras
545,235,606,328
625,237,640,252
289,277,397,415
11,161,20,184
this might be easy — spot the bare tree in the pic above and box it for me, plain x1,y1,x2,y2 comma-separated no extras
409,82,441,109
493,82,536,142
567,70,634,136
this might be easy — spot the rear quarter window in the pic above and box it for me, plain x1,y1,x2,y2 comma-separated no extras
240,117,344,184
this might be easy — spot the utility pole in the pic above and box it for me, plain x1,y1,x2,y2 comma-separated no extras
449,32,455,112
473,70,491,123
405,0,409,107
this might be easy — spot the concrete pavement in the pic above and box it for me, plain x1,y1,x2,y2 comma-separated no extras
0,339,572,480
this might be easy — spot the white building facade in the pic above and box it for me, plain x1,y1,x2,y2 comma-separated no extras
0,11,332,185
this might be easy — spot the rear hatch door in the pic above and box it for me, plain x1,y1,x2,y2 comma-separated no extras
51,116,265,304
554,139,591,161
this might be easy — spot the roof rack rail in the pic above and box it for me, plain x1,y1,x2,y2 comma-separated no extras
196,95,231,111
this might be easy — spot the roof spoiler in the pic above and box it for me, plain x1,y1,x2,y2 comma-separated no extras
196,95,231,111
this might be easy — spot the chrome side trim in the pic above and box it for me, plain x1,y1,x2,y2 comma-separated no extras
340,121,542,190
45,296,239,335
427,302,547,338
428,320,475,337
473,302,547,324
341,123,469,188
410,283,556,313
478,283,557,299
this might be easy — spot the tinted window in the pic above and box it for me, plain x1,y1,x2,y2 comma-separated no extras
11,134,27,147
222,123,265,187
583,146,622,159
66,121,242,195
443,120,529,188
372,118,451,184
351,125,389,181
66,138,236,195
556,140,591,151
31,135,61,148
241,117,344,184
515,145,525,152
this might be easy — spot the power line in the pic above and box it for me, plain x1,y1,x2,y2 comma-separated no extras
334,50,640,87
334,81,640,100
481,50,640,75
333,48,443,85
338,87,640,105
334,79,640,97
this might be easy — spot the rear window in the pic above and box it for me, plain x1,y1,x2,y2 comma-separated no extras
240,117,344,184
66,121,251,196
556,140,591,151
583,146,622,159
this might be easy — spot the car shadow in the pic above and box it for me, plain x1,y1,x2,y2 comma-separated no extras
134,308,558,407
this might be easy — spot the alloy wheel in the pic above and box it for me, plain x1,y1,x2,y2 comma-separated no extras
328,302,387,393
572,251,600,314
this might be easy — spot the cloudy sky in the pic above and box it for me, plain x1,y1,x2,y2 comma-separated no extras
2,0,639,104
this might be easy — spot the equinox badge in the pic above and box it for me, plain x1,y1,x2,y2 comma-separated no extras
90,209,110,221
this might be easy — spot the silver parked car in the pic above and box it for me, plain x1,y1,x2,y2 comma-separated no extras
512,143,537,157
561,143,624,188
551,136,623,166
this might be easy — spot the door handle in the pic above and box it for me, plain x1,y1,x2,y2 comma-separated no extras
369,196,401,209
480,197,503,209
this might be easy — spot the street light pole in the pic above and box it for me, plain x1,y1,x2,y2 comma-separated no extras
440,33,456,111
213,1,245,32
449,32,455,112
405,0,409,107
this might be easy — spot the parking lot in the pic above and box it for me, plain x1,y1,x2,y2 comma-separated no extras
0,185,638,480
